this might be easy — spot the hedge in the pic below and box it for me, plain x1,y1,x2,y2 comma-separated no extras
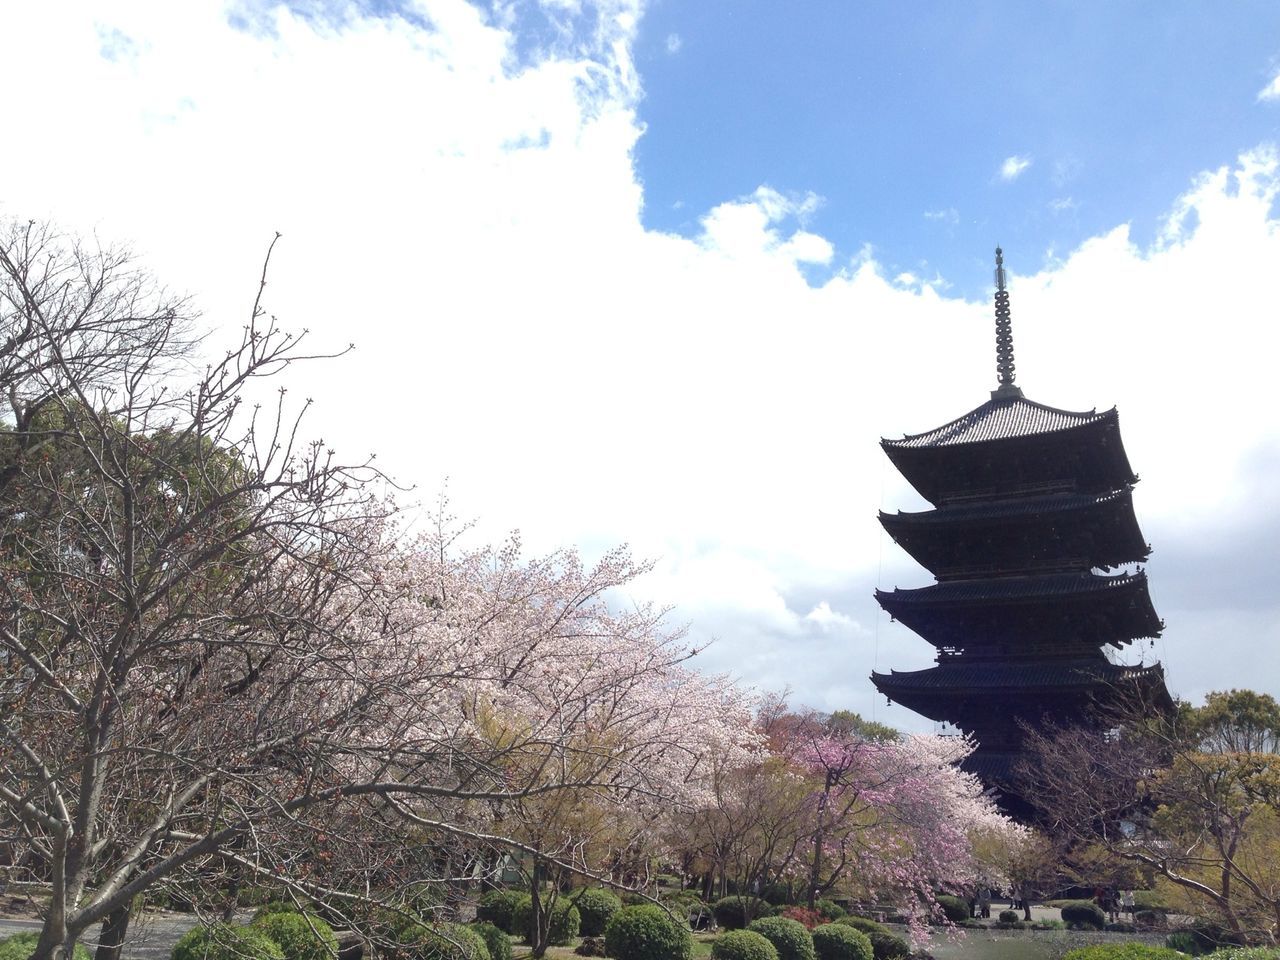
713,897,773,930
712,930,780,960
747,917,816,960
604,905,694,960
1059,901,1106,930
570,889,623,937
397,923,491,960
1062,946,1186,960
172,924,285,960
511,896,580,946
475,891,525,935
251,912,339,960
811,925,872,960
934,896,969,924
469,923,511,960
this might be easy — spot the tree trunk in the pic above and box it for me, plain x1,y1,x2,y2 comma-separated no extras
95,901,134,960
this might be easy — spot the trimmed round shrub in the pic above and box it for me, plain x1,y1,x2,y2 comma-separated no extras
604,905,694,960
398,923,490,960
1059,901,1106,931
713,930,780,960
714,897,773,931
998,911,1019,924
469,923,510,960
254,902,313,922
511,896,581,946
0,933,92,960
762,884,796,907
832,920,906,960
1105,922,1137,933
747,917,816,960
814,902,846,923
252,912,339,960
173,924,285,960
811,925,871,960
934,896,969,924
865,933,909,960
832,919,887,937
1211,951,1280,960
572,888,623,937
475,891,525,935
1063,946,1185,960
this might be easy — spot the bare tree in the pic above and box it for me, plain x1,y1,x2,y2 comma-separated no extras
1020,695,1280,946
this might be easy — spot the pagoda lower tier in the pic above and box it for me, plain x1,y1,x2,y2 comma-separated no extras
875,571,1163,653
879,486,1150,579
872,658,1172,816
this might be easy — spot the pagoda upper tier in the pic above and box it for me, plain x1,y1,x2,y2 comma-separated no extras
875,570,1163,654
880,485,1150,579
882,395,1137,507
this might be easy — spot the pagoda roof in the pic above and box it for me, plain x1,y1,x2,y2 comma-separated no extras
879,570,1150,604
883,396,1111,449
875,571,1163,648
871,658,1164,691
881,486,1136,527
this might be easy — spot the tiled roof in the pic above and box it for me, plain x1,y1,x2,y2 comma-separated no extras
871,659,1165,691
884,396,1112,449
876,571,1149,605
882,487,1134,526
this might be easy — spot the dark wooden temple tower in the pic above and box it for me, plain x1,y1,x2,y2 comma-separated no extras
871,248,1171,815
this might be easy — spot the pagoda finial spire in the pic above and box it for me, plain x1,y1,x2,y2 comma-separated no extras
991,246,1023,400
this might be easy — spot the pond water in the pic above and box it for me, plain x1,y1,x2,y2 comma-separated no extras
915,929,1167,960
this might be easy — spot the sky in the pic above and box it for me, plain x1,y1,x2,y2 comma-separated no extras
2,0,1279,732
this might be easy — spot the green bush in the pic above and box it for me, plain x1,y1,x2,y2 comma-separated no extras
511,895,580,946
813,902,846,923
251,912,339,960
1062,946,1185,960
829,919,906,960
0,933,92,960
832,919,887,937
747,917,816,960
762,884,797,907
571,888,623,937
604,905,694,960
397,923,490,960
475,891,525,935
998,911,1019,924
712,930,780,960
469,923,510,960
172,924,286,960
934,896,969,924
713,897,773,930
1105,922,1137,933
1058,901,1106,931
1211,950,1280,960
811,925,871,960
254,901,313,922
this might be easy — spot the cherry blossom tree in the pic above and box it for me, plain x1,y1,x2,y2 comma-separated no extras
0,221,758,960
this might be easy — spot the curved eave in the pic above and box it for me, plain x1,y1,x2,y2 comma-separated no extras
878,486,1151,575
871,660,1171,715
881,406,1137,506
883,396,1109,450
874,572,1164,647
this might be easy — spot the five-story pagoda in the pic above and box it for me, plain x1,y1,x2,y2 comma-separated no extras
871,249,1171,815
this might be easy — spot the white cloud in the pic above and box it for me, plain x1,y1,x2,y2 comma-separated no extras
1049,196,1078,214
1257,67,1280,101
923,207,959,224
665,32,681,54
999,154,1033,181
2,2,1278,726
